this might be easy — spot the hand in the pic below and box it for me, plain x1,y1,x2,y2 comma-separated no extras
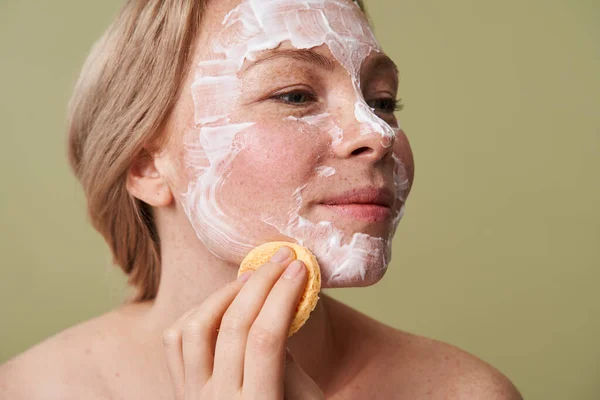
162,246,325,400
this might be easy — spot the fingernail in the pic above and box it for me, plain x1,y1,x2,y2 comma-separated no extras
271,246,292,263
237,271,252,282
283,260,304,280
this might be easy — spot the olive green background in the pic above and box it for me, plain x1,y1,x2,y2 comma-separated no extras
1,1,598,398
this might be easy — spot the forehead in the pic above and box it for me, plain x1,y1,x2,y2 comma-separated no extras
198,0,377,61
204,0,366,24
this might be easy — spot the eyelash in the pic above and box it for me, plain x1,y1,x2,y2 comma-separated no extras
271,91,404,114
272,91,317,105
367,98,404,113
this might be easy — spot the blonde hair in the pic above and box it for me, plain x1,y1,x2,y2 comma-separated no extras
67,0,367,303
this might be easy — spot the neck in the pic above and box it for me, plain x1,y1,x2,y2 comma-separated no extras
139,209,341,388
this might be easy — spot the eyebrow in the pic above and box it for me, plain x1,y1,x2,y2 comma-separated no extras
243,48,400,77
243,48,337,72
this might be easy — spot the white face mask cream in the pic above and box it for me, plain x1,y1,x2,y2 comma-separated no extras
180,0,411,286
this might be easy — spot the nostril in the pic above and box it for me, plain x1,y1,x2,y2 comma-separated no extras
351,147,373,156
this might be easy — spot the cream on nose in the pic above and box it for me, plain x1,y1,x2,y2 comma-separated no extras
354,101,397,148
330,99,397,160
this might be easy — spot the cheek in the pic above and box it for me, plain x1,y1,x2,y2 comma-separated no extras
220,121,328,212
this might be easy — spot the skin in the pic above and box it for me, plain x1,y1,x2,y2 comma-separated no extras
0,0,523,399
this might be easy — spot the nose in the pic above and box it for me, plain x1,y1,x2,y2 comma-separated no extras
332,102,397,163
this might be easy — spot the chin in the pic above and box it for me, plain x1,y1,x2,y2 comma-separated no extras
301,230,393,288
320,259,390,288
278,207,397,288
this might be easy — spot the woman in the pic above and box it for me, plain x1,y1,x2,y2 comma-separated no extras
0,0,522,398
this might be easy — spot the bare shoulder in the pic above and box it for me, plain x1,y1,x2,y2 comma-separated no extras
0,307,135,400
378,328,523,399
325,296,522,399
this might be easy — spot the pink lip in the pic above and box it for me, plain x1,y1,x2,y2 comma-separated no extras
320,203,392,222
321,187,395,208
319,187,395,222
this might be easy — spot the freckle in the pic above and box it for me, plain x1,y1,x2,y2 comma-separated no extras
84,347,91,355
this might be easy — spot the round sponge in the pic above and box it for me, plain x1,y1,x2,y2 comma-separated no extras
238,241,321,337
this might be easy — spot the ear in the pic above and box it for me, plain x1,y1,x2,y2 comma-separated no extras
126,149,174,207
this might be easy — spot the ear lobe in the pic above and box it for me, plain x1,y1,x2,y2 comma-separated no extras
126,149,174,207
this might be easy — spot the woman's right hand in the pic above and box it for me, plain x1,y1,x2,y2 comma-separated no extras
161,246,325,400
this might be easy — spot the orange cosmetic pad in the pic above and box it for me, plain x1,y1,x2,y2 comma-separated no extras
238,241,322,337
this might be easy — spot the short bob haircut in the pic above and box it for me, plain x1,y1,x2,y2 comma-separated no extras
67,0,367,303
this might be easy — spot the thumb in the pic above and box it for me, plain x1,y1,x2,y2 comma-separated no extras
283,349,325,400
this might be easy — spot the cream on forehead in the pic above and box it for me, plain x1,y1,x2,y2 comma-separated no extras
215,0,379,68
182,0,410,285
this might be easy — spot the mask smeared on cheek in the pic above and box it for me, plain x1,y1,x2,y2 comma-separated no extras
315,166,336,177
182,0,411,286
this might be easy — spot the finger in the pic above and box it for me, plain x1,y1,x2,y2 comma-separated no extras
162,328,185,399
283,350,325,400
162,303,209,397
212,246,295,391
242,260,308,397
179,276,249,390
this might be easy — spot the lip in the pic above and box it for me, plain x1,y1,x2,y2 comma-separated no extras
319,187,395,222
321,203,392,222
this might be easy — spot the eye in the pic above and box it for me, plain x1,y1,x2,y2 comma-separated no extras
272,90,317,105
367,98,404,113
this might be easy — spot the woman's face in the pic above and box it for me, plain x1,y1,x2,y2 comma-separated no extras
160,0,414,288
